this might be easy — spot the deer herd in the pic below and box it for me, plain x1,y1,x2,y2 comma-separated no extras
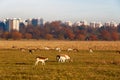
18,46,78,66
18,46,95,66
12,45,120,66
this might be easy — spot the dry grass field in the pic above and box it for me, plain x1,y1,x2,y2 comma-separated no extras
0,40,120,80
0,40,120,50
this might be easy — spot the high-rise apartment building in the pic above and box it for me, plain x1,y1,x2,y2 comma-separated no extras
110,21,117,27
31,18,38,26
74,21,81,26
104,22,110,27
65,21,73,26
80,20,88,26
25,18,44,27
39,18,44,27
6,18,20,32
104,21,117,27
90,22,95,27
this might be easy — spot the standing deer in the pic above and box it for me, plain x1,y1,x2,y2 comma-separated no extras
35,56,48,65
56,54,71,63
89,48,93,53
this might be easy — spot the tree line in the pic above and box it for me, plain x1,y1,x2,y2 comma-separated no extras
0,21,120,41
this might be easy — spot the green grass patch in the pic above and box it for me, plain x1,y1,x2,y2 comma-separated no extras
0,49,120,80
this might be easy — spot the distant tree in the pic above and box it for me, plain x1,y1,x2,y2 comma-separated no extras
58,33,65,40
19,23,26,34
111,32,119,41
78,26,85,30
87,27,94,33
100,30,111,40
24,33,32,39
75,34,85,40
65,29,75,40
89,34,98,41
44,33,53,40
26,26,33,33
11,31,22,40
50,21,61,28
32,27,41,39
74,29,87,38
1,32,11,40
67,33,75,40
117,24,120,33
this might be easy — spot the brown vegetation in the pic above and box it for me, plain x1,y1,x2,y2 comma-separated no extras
0,40,120,50
0,21,120,40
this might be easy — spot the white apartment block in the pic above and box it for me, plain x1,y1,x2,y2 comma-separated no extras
90,22,102,28
6,18,20,32
90,22,95,27
65,21,73,26
95,22,103,28
110,21,117,27
80,20,88,26
104,22,110,27
74,21,81,26
104,21,117,27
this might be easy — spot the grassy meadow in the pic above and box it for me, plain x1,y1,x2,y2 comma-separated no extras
0,40,120,80
0,40,120,50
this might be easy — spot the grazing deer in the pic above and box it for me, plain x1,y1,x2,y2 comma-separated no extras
35,56,48,65
73,48,79,52
67,48,73,51
20,48,26,52
116,50,120,54
89,48,93,53
56,54,71,63
55,47,61,52
28,49,34,54
44,47,50,50
12,45,17,49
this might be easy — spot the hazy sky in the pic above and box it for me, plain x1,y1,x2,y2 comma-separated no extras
0,0,120,23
